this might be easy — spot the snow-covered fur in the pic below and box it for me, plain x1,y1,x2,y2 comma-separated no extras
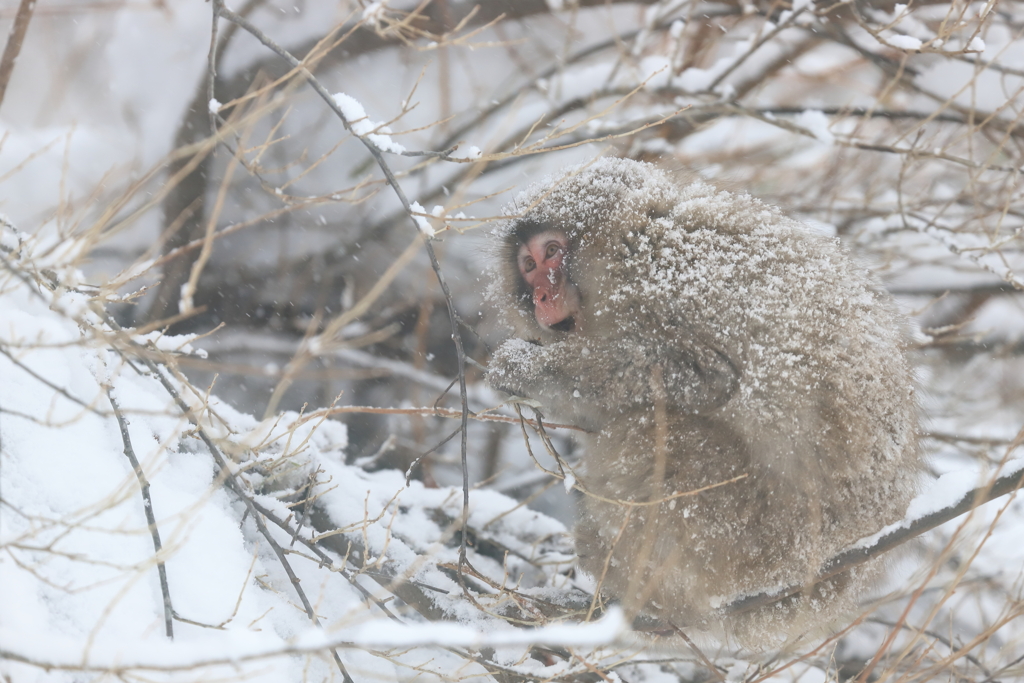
487,157,921,648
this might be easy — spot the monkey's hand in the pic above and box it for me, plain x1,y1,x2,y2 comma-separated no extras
488,333,740,420
488,337,614,431
486,338,548,399
487,336,645,423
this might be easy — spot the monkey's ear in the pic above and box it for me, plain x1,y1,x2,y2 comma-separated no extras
669,340,741,413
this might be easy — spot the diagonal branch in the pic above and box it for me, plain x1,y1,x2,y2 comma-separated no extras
0,0,35,111
106,390,174,640
214,1,474,570
728,441,1024,616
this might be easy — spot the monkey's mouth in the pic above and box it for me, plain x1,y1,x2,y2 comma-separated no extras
549,316,576,333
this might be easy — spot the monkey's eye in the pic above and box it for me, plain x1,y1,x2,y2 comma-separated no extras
545,242,561,259
522,257,536,273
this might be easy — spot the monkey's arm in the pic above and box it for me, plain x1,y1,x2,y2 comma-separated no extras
487,334,739,418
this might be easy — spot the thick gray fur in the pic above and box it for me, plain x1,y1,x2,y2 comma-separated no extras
487,158,921,648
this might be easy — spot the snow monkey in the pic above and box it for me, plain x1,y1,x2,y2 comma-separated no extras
486,158,920,647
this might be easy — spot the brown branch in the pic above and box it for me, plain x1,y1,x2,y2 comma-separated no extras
487,441,1024,630
890,282,1021,297
0,0,34,112
147,0,266,324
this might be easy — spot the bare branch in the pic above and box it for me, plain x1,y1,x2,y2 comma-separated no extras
0,0,34,111
101,315,356,683
106,390,174,640
213,1,475,573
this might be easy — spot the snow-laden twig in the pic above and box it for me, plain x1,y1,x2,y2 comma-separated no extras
919,223,1024,292
0,345,105,416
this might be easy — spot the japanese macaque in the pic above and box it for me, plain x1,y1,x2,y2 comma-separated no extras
486,158,920,647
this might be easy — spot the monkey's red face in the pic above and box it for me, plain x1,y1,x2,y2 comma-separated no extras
517,230,581,332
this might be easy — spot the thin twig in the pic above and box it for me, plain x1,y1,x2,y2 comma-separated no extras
405,424,463,484
289,466,321,548
669,623,727,683
248,498,405,624
215,5,451,162
215,2,474,573
706,5,809,92
399,144,458,159
106,390,174,640
105,314,356,683
309,405,584,431
0,0,35,111
207,0,222,134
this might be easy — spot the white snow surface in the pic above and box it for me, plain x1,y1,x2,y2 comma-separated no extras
0,231,581,681
794,109,835,143
410,200,436,235
888,34,923,50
